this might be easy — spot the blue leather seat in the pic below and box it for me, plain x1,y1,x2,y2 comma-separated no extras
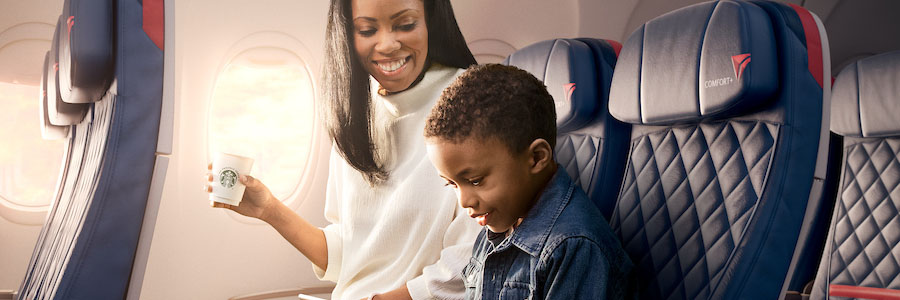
810,50,900,300
606,1,832,298
504,38,630,219
17,0,166,299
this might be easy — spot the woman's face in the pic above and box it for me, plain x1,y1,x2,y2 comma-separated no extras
351,0,428,93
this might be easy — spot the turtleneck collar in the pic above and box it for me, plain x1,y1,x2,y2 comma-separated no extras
371,63,459,117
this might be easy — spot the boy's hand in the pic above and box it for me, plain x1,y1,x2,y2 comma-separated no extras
206,162,278,222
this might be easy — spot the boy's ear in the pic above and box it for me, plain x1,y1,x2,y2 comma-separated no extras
527,138,553,174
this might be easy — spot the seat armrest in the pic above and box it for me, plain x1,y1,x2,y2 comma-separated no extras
228,286,334,300
0,290,16,300
784,279,815,300
830,285,900,300
783,291,808,300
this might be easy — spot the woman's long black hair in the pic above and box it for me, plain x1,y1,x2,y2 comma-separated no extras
322,0,476,185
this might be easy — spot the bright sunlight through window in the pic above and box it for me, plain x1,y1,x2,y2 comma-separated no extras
0,82,65,209
209,47,315,201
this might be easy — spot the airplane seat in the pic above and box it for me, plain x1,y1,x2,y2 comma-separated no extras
40,51,70,140
810,50,900,300
16,0,167,299
607,0,831,299
503,38,631,219
58,0,115,104
46,15,87,126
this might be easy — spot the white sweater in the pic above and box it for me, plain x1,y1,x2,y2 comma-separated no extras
315,64,481,300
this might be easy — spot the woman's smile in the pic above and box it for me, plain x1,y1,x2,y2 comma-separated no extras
373,55,411,75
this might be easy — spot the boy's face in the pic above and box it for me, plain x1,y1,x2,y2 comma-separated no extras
426,136,540,233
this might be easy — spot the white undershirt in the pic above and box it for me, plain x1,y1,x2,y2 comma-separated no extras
315,64,481,300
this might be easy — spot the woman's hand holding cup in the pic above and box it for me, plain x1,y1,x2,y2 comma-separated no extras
206,153,278,222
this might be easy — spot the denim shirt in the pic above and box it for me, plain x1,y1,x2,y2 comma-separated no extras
462,166,632,300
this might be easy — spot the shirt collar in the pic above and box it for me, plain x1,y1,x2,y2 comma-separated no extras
499,166,575,257
371,63,456,117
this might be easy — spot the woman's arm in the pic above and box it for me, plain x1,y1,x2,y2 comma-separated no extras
256,185,329,270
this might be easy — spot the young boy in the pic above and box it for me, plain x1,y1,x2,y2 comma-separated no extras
423,64,632,299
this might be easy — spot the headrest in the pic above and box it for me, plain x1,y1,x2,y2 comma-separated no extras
831,51,900,138
47,16,87,126
609,0,778,125
40,51,70,140
503,39,603,132
58,0,115,104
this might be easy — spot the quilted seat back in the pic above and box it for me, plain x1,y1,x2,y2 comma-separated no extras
607,1,832,299
811,50,900,300
504,38,630,218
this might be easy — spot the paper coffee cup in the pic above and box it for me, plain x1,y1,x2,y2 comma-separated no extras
210,152,254,206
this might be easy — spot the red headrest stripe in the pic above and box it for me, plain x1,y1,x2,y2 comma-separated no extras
788,4,824,88
830,284,900,300
143,0,164,50
605,39,622,58
67,16,75,34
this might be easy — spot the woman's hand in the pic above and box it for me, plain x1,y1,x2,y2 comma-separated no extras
206,162,278,222
206,164,328,269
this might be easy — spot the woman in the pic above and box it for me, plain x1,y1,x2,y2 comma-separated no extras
207,0,481,299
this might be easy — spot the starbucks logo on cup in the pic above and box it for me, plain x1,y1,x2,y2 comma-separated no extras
219,168,239,188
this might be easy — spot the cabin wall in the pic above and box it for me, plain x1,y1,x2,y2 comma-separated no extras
0,219,40,291
138,1,331,299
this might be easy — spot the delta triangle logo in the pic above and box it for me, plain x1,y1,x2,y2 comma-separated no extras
67,16,75,34
564,83,576,102
732,53,751,80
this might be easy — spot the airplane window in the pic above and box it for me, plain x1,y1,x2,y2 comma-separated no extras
468,39,517,64
0,82,65,212
208,47,315,202
474,54,507,64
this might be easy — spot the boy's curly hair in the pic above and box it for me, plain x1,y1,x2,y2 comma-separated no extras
425,64,556,153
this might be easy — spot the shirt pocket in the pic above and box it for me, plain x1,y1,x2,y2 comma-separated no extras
463,257,483,298
500,281,533,300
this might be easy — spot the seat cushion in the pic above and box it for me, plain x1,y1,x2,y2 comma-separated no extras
826,138,900,289
504,39,599,133
504,38,630,218
831,51,900,138
614,120,779,299
609,0,777,125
